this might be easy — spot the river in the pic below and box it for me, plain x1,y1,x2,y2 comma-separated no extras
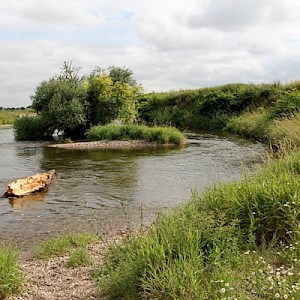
0,127,265,251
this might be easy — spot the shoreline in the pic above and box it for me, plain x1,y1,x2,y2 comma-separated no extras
10,233,126,300
47,140,186,150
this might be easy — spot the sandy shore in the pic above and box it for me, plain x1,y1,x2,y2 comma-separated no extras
47,140,183,150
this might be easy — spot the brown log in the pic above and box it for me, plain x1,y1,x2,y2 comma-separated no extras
4,170,56,198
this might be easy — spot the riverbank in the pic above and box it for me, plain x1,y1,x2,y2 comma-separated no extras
95,150,300,299
9,234,125,300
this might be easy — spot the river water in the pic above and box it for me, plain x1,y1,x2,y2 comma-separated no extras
0,127,265,251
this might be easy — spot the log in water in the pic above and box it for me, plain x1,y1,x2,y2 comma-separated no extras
4,170,56,198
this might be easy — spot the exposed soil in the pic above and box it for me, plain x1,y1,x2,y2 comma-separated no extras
9,234,126,300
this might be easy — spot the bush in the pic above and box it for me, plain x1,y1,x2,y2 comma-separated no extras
14,116,49,141
0,245,23,298
86,124,186,145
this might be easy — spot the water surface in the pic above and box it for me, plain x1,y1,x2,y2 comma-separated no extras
0,128,265,250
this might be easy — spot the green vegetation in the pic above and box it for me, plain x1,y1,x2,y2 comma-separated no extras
226,109,300,148
0,245,23,298
35,233,96,259
0,109,35,126
96,151,300,299
15,62,142,141
14,116,48,141
67,247,91,268
87,124,186,145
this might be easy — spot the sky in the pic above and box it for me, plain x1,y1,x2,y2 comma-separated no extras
1,0,300,107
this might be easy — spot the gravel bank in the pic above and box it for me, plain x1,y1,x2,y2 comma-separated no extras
10,234,126,300
47,140,181,150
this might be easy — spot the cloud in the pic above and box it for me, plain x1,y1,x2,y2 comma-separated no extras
0,0,300,107
186,0,293,31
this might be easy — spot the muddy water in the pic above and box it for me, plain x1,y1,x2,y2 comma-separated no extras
0,128,265,250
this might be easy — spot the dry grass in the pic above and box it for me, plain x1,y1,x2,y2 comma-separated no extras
267,112,300,147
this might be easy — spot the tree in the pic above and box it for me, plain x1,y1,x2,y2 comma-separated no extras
31,62,88,138
108,66,137,86
26,63,141,140
86,67,142,126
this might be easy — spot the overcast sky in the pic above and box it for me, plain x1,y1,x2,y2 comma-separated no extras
1,0,300,107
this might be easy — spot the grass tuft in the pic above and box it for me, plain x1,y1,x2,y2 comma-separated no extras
35,233,96,259
0,245,23,298
67,247,91,268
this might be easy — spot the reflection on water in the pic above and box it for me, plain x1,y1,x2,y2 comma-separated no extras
0,128,266,251
9,190,48,209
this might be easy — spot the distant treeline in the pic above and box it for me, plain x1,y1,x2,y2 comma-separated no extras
0,106,31,110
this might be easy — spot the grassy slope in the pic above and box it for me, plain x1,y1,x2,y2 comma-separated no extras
97,81,300,299
98,152,300,299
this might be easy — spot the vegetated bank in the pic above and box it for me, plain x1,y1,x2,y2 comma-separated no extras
139,81,300,147
94,82,300,299
97,151,300,299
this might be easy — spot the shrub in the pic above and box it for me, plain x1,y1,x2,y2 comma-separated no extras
14,116,49,141
0,245,23,298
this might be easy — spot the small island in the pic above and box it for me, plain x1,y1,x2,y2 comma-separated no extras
48,124,186,150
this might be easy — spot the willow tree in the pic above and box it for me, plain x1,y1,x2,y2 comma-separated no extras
31,62,88,138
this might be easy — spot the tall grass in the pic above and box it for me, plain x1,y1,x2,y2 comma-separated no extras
96,151,300,299
267,112,300,147
225,108,270,141
0,245,23,298
86,124,186,145
226,109,300,149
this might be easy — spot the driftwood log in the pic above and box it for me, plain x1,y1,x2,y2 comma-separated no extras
4,170,56,198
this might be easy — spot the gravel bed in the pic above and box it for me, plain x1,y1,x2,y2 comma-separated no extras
9,234,126,300
47,140,177,150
